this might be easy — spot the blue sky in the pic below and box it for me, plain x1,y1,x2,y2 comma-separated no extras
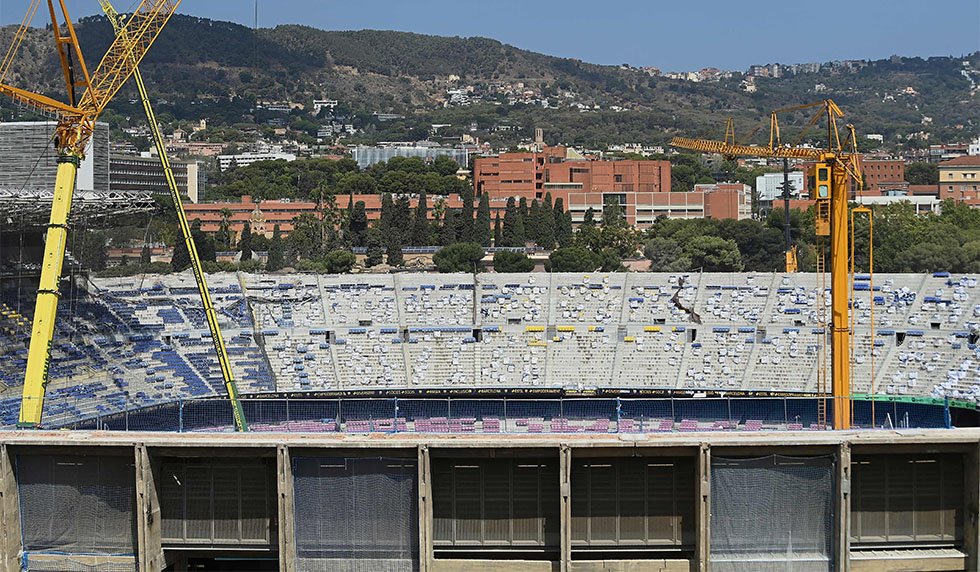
1,0,978,70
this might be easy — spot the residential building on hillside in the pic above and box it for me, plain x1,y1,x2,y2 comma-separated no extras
110,155,206,203
938,155,980,205
352,144,470,169
0,121,109,192
218,152,297,171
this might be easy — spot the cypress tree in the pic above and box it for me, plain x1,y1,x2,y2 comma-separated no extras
349,201,368,247
380,192,394,235
238,221,253,261
393,195,412,245
475,192,492,247
441,209,458,246
493,212,502,246
554,198,573,247
458,186,475,240
266,224,285,271
538,195,556,250
502,197,519,247
412,191,430,246
527,199,542,246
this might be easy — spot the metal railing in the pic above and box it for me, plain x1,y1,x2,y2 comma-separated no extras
11,395,956,434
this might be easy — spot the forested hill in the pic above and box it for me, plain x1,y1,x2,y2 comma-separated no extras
1,14,977,147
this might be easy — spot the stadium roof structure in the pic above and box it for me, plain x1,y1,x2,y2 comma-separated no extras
0,188,160,230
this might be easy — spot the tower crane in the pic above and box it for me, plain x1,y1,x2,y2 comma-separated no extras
672,100,863,430
0,0,190,428
98,0,248,432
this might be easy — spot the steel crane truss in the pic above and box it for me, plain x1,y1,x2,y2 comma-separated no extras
0,188,158,229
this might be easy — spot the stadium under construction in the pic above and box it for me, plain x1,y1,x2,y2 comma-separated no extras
0,1,978,571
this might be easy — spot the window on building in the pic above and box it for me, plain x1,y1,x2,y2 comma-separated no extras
851,453,963,547
433,457,559,555
571,457,695,551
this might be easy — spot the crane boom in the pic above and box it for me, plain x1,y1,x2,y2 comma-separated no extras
99,0,248,432
0,0,182,427
671,100,862,430
670,137,824,160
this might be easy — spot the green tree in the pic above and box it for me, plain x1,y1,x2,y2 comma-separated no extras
336,172,378,196
433,242,485,273
215,208,233,250
322,249,357,274
76,230,109,271
379,192,395,236
684,235,743,271
554,198,573,247
502,197,526,247
493,212,503,246
365,228,385,267
458,186,475,240
348,201,369,247
238,221,253,261
602,197,627,229
905,162,939,186
539,193,557,250
475,192,492,246
412,191,431,246
441,209,458,246
548,247,600,272
266,224,285,271
527,199,543,245
393,196,413,245
493,250,534,273
582,207,596,228
644,236,690,272
387,240,404,267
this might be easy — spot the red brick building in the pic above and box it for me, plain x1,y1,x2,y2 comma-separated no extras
860,159,906,195
474,146,688,227
185,194,477,240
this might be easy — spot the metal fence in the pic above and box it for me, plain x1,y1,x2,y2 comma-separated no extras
34,396,956,434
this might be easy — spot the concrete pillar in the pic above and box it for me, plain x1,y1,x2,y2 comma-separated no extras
559,444,572,572
0,445,22,572
135,444,164,572
836,442,851,572
966,442,980,572
277,445,297,572
696,444,710,572
418,445,433,572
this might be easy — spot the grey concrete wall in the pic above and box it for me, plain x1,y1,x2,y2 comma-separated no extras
135,444,164,572
0,445,21,572
0,430,976,572
277,445,296,572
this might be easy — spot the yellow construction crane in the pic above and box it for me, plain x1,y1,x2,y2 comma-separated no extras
0,0,187,427
99,0,248,432
672,100,863,430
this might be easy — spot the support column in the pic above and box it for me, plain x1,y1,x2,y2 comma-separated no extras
836,442,851,572
417,445,433,572
966,442,980,572
696,444,710,572
277,445,297,572
559,445,572,572
0,445,22,572
135,444,164,572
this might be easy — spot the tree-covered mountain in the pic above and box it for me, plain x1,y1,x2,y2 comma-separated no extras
1,14,977,148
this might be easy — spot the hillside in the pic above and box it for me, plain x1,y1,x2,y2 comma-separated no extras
0,14,977,148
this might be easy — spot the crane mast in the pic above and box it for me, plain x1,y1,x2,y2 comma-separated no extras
0,0,182,427
671,100,862,430
99,0,248,432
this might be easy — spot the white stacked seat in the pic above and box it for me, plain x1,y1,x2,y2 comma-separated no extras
545,326,617,388
614,326,687,388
